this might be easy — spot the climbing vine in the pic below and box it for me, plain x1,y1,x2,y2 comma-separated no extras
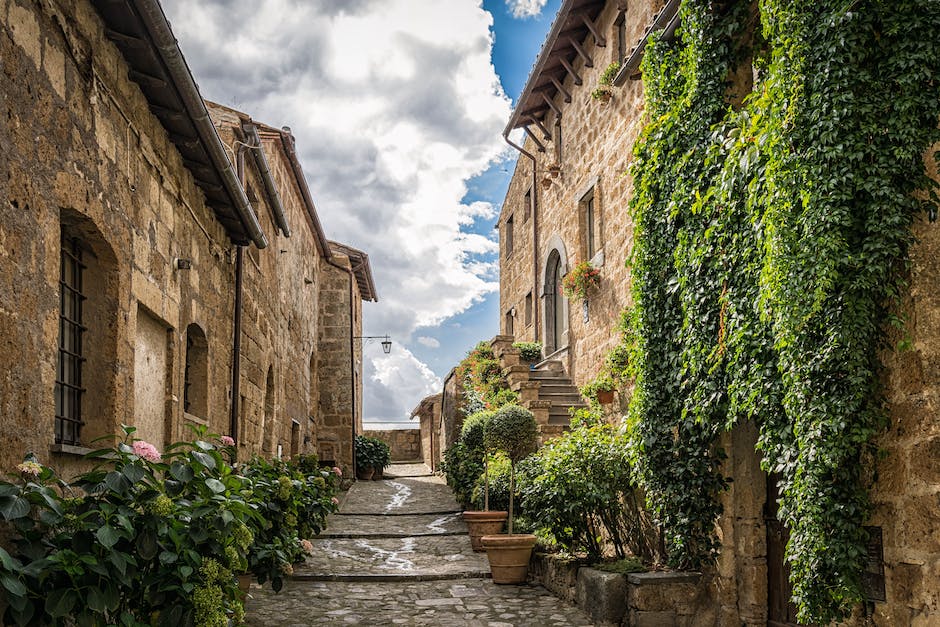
627,0,940,622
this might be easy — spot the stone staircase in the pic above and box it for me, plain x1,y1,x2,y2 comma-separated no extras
490,335,586,441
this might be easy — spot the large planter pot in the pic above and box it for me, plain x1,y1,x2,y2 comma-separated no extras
481,533,537,584
463,510,508,552
372,466,385,480
356,465,374,481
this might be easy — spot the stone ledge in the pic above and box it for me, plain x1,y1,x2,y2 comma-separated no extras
49,443,94,457
627,571,702,586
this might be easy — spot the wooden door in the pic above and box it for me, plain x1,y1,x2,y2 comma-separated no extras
766,474,804,627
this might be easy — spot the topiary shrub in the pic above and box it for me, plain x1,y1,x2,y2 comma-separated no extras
441,443,482,510
484,404,538,534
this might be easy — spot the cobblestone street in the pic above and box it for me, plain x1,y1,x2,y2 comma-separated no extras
245,463,594,625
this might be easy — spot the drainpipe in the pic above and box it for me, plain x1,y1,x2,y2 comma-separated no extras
503,132,540,343
230,143,250,441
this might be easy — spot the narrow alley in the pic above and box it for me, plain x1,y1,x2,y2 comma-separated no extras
244,464,594,626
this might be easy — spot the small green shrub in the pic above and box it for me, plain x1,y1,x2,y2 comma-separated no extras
460,410,492,454
594,557,646,575
441,442,483,510
470,453,520,516
354,435,390,471
512,342,543,362
485,404,538,534
519,422,655,561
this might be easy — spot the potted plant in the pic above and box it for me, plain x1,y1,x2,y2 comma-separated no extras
562,261,601,302
582,373,616,405
460,410,507,551
591,61,620,105
372,438,391,480
354,435,376,480
512,341,543,366
480,404,539,583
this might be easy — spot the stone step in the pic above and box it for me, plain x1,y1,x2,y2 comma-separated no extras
539,392,583,404
319,513,467,538
294,536,490,582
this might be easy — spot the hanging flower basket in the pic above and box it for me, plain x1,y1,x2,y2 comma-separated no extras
562,261,601,301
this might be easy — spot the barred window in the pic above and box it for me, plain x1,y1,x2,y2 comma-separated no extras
55,233,86,445
184,324,208,419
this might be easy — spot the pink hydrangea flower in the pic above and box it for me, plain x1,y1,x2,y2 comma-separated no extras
331,496,339,505
332,466,342,477
132,440,162,463
300,539,314,555
220,436,235,447
17,461,42,477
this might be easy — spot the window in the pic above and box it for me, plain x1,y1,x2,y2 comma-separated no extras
505,215,514,257
616,8,628,62
263,366,275,456
523,188,532,222
586,193,597,259
505,309,514,336
55,232,85,446
184,324,208,419
554,119,563,161
290,419,301,458
525,292,533,327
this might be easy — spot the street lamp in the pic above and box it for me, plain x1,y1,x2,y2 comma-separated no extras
355,334,392,354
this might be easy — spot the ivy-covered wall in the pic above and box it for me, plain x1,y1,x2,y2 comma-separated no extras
626,0,940,624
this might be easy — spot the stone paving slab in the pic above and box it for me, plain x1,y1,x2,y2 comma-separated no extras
320,512,467,538
383,462,433,478
341,476,461,516
245,579,595,626
295,535,488,580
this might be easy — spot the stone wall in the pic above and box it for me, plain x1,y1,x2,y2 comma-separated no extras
0,0,236,477
499,0,940,624
362,429,422,463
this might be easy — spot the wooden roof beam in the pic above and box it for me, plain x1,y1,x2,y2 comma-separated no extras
540,91,562,117
580,14,606,47
549,75,571,103
527,116,552,141
523,126,546,153
567,37,593,68
559,56,582,85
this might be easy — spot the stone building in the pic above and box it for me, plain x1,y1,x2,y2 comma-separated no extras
410,393,442,470
0,0,373,476
497,0,940,624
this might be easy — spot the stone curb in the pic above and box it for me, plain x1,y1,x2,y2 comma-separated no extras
291,571,492,583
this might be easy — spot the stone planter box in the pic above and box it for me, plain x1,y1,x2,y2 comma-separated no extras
528,552,712,626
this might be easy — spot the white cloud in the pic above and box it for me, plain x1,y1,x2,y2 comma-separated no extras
417,336,441,349
163,0,510,423
369,348,442,421
505,0,548,19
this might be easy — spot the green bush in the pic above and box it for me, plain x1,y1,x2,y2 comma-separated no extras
354,435,390,471
441,442,482,510
460,410,492,454
512,342,543,362
470,453,520,517
518,423,655,561
485,404,538,534
0,427,341,626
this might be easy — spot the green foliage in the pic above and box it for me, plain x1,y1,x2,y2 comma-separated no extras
440,442,483,510
470,453,519,516
0,427,340,626
354,435,391,471
627,0,940,621
460,410,493,455
485,405,538,464
518,423,654,561
455,341,517,412
599,61,621,86
512,341,543,362
594,556,646,575
561,261,601,301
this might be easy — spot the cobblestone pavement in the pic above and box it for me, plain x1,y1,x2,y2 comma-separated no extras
245,465,595,625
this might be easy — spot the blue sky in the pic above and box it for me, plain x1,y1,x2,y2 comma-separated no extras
164,0,564,428
405,0,563,390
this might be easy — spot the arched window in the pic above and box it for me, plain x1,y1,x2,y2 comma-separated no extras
183,324,208,420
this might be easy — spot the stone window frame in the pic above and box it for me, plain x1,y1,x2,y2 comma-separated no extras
505,213,515,257
183,323,209,423
52,211,119,455
505,308,515,336
577,177,605,267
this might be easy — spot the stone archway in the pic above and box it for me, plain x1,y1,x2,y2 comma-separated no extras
541,235,569,355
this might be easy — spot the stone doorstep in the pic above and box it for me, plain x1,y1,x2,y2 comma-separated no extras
291,571,492,583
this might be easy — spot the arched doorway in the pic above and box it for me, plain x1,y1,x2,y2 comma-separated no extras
543,248,568,354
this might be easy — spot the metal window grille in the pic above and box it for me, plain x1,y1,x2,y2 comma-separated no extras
55,234,86,445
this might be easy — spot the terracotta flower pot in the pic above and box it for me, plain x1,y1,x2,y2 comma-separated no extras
463,510,508,552
597,389,615,405
237,573,252,602
372,466,384,480
481,533,537,584
356,465,374,481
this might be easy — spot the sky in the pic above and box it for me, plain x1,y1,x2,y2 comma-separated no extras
162,0,562,429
